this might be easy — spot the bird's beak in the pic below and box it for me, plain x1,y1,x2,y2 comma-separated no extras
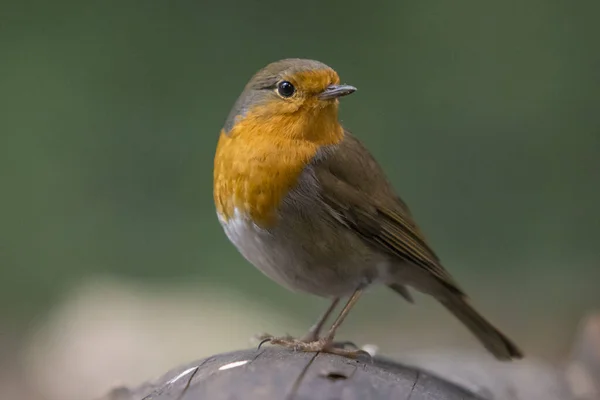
318,84,357,100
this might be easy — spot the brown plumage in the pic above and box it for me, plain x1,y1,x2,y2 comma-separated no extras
213,58,523,360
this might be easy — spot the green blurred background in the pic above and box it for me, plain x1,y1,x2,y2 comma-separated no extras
1,1,599,399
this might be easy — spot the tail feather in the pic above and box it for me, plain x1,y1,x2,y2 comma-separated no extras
440,294,523,360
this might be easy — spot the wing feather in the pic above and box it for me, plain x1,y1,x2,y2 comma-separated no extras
313,131,463,294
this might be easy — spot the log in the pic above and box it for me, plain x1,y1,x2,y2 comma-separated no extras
102,347,481,400
100,312,600,400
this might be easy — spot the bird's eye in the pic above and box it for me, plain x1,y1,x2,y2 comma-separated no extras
277,81,295,98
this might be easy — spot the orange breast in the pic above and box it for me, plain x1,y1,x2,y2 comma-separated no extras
213,110,343,228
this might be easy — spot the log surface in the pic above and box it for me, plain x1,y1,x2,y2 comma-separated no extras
105,347,482,400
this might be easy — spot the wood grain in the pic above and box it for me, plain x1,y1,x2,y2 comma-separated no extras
102,347,481,400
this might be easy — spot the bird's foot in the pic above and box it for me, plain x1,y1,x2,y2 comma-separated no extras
256,334,371,360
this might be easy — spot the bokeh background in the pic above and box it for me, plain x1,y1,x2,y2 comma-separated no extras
2,1,599,399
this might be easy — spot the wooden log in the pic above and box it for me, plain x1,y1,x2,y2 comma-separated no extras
100,313,600,400
102,347,482,400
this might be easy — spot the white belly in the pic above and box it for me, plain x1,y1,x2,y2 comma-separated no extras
217,207,375,298
218,209,275,279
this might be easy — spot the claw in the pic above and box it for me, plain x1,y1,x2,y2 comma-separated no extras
331,340,359,350
257,336,273,350
324,345,372,360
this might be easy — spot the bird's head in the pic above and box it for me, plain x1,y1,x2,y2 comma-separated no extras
223,59,356,144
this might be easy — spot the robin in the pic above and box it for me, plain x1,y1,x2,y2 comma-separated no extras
213,58,523,360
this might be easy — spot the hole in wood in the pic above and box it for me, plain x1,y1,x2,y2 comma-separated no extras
322,372,348,381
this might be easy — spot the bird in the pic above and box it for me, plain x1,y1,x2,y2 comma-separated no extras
213,58,523,360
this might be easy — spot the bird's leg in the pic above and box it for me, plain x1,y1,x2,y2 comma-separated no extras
300,297,340,342
259,288,370,359
322,290,362,341
256,298,339,346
